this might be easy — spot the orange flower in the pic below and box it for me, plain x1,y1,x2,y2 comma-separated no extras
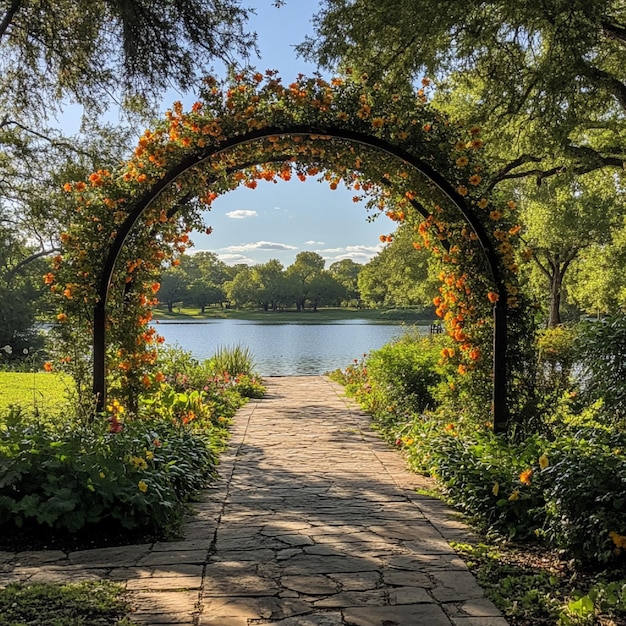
487,291,500,303
57,312,68,322
469,174,482,186
75,181,86,192
43,362,54,372
62,182,73,192
357,104,371,119
456,156,469,167
43,272,55,285
371,117,385,129
519,469,533,485
457,186,468,196
151,282,160,294
489,210,503,221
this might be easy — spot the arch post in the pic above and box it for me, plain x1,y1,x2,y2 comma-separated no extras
493,300,508,433
93,300,106,414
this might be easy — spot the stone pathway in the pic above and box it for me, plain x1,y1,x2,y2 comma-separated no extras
0,376,508,626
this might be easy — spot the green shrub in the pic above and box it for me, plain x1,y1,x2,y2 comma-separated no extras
576,315,626,428
334,332,444,431
0,407,217,538
542,430,626,565
414,428,551,540
0,344,265,545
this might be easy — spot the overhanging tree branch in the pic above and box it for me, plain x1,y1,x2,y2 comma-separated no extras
5,246,60,286
602,20,626,46
0,0,21,41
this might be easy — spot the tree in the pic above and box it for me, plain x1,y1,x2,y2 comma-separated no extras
157,267,189,313
0,0,255,121
0,0,256,351
307,271,346,311
185,279,225,312
329,258,362,305
300,0,626,180
515,170,623,326
568,220,626,317
226,266,258,308
286,251,326,311
358,224,438,309
178,251,230,286
253,259,292,311
0,225,48,355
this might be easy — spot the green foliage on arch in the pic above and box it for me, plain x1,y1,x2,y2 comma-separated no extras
45,71,532,425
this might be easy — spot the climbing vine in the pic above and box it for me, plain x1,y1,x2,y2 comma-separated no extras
45,70,531,425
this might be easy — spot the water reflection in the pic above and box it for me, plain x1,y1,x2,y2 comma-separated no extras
153,318,426,375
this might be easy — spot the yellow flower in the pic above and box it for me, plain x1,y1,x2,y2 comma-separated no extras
130,456,148,470
508,489,520,501
538,454,549,469
138,480,148,493
492,482,500,496
609,531,626,549
99,471,105,479
145,450,154,460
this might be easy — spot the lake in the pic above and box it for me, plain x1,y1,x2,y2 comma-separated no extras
153,318,425,375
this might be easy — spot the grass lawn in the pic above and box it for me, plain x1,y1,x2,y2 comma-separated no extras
0,371,73,416
0,581,135,625
153,306,435,324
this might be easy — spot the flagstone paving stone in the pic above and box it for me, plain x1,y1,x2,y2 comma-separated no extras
0,376,508,625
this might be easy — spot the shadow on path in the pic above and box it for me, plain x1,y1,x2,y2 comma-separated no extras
0,376,508,626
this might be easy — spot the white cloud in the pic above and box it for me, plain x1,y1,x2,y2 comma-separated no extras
221,241,299,252
332,252,372,263
319,244,383,264
305,240,325,245
217,253,256,265
225,210,258,219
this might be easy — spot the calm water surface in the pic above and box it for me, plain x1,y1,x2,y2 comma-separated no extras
153,318,424,375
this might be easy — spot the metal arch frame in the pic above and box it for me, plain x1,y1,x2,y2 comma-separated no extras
93,126,509,432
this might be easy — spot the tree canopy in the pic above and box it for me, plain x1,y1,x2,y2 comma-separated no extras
299,0,626,180
0,0,255,119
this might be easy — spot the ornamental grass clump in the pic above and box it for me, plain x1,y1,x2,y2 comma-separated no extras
206,344,256,378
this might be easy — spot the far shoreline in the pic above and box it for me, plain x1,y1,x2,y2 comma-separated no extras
152,306,437,325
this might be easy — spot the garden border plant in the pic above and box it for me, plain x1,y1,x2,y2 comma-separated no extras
46,70,533,435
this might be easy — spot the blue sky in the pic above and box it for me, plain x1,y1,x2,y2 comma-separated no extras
174,1,387,268
59,1,388,268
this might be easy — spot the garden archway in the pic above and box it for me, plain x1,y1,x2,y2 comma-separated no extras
51,72,524,433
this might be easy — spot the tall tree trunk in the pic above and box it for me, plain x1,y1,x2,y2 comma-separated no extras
548,261,563,327
532,248,580,328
